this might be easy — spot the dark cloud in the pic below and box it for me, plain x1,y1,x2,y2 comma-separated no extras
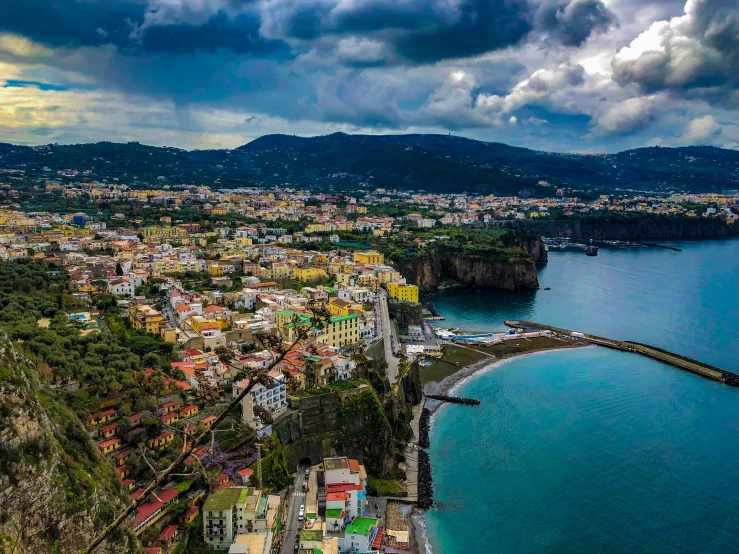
0,0,287,57
535,0,617,47
263,0,616,64
0,0,144,49
612,0,739,106
138,12,289,56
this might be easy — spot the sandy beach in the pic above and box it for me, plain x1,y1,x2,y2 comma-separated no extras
407,337,588,554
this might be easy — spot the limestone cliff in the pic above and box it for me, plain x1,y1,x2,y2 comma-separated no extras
398,252,540,293
0,336,137,554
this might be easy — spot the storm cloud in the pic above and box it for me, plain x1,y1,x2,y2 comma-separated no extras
611,0,739,106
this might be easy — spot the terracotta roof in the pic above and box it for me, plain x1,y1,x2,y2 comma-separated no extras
158,525,179,541
98,438,120,449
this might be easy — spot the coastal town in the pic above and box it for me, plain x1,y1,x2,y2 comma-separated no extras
1,175,738,554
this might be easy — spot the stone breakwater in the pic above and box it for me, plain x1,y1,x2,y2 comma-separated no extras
425,394,481,405
417,449,434,510
418,408,431,449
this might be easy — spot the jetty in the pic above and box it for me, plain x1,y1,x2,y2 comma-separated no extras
425,394,481,405
505,320,739,386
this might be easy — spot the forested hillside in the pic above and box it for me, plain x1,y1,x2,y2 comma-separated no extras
2,133,738,194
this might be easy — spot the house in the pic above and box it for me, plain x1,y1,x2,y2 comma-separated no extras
179,404,199,418
99,422,118,439
387,282,419,303
88,408,117,425
199,415,217,430
122,478,135,491
180,505,200,525
158,525,179,548
343,517,382,553
147,431,174,450
162,412,179,425
236,468,253,485
134,487,180,534
112,448,131,466
116,465,129,479
98,437,121,454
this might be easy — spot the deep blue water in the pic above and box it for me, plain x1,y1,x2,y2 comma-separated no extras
426,238,739,370
425,238,739,553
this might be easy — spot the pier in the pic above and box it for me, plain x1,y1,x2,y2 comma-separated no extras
505,320,739,386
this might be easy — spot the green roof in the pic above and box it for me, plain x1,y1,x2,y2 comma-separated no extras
323,287,336,293
325,509,342,518
314,550,323,554
300,529,323,542
331,314,358,323
306,512,316,520
344,517,377,537
203,488,243,511
277,310,296,316
238,488,252,505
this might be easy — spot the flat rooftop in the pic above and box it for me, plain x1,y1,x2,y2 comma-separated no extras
344,517,377,537
323,457,349,471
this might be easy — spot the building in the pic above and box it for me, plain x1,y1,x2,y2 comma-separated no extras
387,282,419,303
203,487,278,551
233,372,288,437
343,517,382,553
324,314,359,347
353,251,384,265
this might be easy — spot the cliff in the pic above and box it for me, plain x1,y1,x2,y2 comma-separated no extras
508,216,739,241
0,336,137,554
398,251,541,293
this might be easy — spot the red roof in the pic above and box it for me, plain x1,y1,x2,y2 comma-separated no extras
158,525,179,541
116,465,127,474
101,409,117,417
237,468,253,476
371,527,384,549
100,422,118,433
183,505,200,518
155,488,179,504
144,547,162,554
98,438,120,449
217,473,229,484
154,431,173,441
130,413,143,422
180,404,198,413
162,401,177,409
348,459,361,472
134,499,162,527
200,415,217,424
130,488,145,501
112,449,131,460
122,479,135,487
162,413,178,422
327,492,348,501
326,483,363,493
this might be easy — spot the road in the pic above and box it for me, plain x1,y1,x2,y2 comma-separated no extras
376,289,400,384
280,468,306,554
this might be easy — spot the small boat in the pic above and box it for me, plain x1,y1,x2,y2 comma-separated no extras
585,246,599,256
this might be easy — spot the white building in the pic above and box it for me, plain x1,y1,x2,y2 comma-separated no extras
233,370,288,437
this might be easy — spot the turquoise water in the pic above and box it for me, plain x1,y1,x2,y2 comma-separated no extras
426,348,739,553
426,238,739,370
425,238,739,553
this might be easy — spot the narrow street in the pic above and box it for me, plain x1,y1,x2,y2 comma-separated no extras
376,289,400,384
280,468,306,554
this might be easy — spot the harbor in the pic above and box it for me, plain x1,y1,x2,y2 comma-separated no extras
505,320,739,386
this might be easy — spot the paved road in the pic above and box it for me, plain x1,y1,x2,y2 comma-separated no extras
280,469,306,554
376,290,400,384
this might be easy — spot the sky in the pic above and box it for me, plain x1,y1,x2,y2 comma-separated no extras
0,0,738,152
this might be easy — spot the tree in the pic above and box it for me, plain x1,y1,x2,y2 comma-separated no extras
115,263,123,276
84,303,333,553
214,346,234,365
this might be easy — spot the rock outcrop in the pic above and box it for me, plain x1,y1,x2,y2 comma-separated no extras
0,336,136,554
398,252,540,293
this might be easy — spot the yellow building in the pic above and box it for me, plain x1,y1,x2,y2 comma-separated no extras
353,250,384,265
292,267,329,282
387,282,419,303
324,314,359,347
208,264,225,276
130,305,167,334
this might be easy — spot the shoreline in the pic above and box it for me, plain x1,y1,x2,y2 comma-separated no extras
408,341,589,554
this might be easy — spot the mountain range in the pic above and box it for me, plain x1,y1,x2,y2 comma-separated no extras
2,133,738,195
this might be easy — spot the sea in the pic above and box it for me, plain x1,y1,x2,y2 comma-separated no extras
424,238,739,554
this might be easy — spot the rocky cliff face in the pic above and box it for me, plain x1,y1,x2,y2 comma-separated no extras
399,252,540,293
0,337,136,554
511,217,738,240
